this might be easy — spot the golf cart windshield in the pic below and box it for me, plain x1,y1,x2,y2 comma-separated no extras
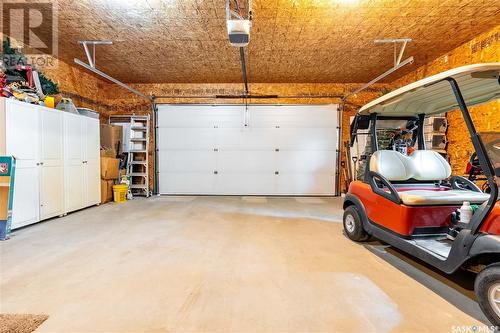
481,132,500,178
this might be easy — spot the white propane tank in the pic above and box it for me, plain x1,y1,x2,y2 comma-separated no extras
460,201,473,224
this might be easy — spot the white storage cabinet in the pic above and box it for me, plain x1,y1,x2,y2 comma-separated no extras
0,98,100,229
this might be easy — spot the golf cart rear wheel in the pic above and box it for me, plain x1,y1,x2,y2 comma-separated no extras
343,206,369,242
475,265,500,326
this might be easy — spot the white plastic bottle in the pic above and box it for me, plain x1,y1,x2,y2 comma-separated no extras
460,201,473,224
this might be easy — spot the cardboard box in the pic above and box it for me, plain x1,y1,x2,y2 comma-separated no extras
100,179,114,204
100,157,120,180
100,124,123,154
100,148,117,158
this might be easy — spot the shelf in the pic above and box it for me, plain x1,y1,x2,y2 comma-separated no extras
130,184,148,189
127,116,150,196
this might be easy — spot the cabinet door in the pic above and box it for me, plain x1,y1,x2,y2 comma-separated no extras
5,99,39,161
6,100,40,228
40,165,64,219
85,160,100,206
10,167,40,229
84,117,100,161
83,117,101,206
40,110,64,219
63,113,85,212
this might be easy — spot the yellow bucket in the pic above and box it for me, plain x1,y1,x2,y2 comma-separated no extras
113,184,128,203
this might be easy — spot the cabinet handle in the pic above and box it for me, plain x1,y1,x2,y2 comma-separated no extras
36,163,40,166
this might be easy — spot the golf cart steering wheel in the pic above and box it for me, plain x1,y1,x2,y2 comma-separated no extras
470,152,480,166
450,175,482,192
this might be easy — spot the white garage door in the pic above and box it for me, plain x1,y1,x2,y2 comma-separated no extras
157,104,338,195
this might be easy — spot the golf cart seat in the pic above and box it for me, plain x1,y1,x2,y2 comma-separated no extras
370,150,490,206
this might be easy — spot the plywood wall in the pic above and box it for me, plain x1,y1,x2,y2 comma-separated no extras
392,24,500,176
41,59,116,122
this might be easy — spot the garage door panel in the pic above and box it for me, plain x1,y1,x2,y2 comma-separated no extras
159,150,216,172
157,104,338,195
158,106,244,128
279,128,336,150
214,113,245,128
249,105,336,128
216,128,278,150
276,173,335,195
218,151,276,172
158,110,213,128
160,173,215,194
159,128,215,150
278,151,335,173
215,174,276,195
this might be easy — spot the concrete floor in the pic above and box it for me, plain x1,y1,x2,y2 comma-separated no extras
0,196,487,332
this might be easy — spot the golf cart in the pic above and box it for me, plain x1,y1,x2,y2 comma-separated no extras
343,63,500,325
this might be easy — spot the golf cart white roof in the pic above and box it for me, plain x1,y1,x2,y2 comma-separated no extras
359,63,500,117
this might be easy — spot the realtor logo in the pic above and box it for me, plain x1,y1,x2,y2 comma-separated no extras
0,0,58,68
0,163,8,174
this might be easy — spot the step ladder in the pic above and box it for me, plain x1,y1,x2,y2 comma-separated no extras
126,115,150,197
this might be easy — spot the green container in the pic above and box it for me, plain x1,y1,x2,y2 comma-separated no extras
0,156,16,240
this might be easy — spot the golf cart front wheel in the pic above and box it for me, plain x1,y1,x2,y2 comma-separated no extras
343,206,369,242
475,264,500,327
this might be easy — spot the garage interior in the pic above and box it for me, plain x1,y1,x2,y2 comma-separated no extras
0,0,499,332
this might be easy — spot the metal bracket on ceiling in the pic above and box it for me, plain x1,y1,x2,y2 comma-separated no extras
226,0,253,22
374,38,413,67
74,40,152,101
344,38,414,101
78,40,112,69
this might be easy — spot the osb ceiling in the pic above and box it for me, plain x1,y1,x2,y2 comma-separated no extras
15,0,500,83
